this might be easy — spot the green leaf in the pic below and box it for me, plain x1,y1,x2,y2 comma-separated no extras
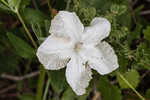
20,0,30,10
22,8,48,26
62,88,76,100
7,32,35,59
8,0,21,12
145,89,150,99
18,93,35,100
143,26,150,43
117,70,140,89
0,53,19,74
49,69,67,94
0,3,11,11
97,76,122,100
110,4,127,16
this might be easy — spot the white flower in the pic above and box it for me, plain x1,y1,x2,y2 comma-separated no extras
36,11,119,95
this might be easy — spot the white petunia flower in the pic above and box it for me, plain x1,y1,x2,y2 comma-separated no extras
36,11,119,95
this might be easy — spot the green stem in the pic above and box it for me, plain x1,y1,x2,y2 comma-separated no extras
16,11,37,48
43,78,50,100
66,0,71,10
36,66,46,100
47,0,51,12
1,0,9,7
15,8,46,100
117,72,145,100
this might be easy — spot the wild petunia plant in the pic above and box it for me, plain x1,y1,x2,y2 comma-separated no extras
36,11,119,95
0,0,149,100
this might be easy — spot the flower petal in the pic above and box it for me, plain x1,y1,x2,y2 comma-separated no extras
80,42,118,75
50,11,84,42
66,55,92,95
36,35,72,70
82,17,111,46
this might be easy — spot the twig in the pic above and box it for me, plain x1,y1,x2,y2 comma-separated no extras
1,71,40,81
132,0,138,6
0,84,17,94
32,0,39,10
92,91,101,100
128,0,137,23
141,70,150,80
139,10,150,15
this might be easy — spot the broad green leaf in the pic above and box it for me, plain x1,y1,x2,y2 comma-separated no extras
7,32,35,59
117,70,140,89
62,88,76,100
8,0,21,12
143,26,150,42
49,69,67,94
97,76,122,100
22,8,48,26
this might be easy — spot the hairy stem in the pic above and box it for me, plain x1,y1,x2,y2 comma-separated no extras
36,66,46,100
16,11,37,48
43,78,50,100
1,0,9,7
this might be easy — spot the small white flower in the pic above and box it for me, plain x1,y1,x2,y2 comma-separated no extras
36,11,119,95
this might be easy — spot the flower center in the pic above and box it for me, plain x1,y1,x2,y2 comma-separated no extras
74,42,83,52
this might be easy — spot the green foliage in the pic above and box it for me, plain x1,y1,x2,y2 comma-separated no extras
7,32,35,59
18,93,35,100
21,8,48,26
98,76,122,100
117,70,140,89
0,53,19,74
0,0,150,99
62,88,76,100
0,3,11,11
49,69,67,94
8,0,21,12
143,26,150,43
145,89,150,99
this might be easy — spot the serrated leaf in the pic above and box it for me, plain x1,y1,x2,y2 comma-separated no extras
7,32,35,59
117,70,140,89
97,76,122,100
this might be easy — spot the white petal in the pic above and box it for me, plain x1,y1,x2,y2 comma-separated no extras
49,11,84,42
80,42,118,75
36,35,72,70
82,17,111,46
66,55,92,95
